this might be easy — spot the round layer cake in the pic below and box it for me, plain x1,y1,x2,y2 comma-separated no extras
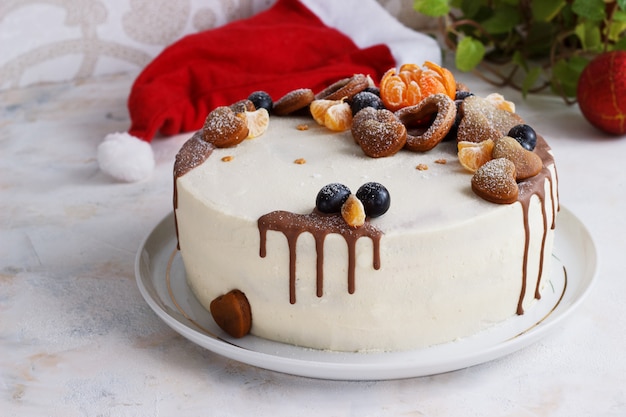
173,84,558,352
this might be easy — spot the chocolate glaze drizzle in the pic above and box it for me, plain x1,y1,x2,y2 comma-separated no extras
515,135,558,314
258,211,382,304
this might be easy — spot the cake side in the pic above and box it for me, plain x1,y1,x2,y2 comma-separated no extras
174,113,558,351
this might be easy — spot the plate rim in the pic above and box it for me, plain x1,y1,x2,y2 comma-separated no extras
135,206,598,380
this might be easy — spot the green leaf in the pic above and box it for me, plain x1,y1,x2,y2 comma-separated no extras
455,37,486,71
532,0,566,22
607,20,626,42
618,0,626,12
612,10,626,22
512,50,528,71
522,66,542,97
575,21,602,51
480,6,521,34
459,0,482,19
413,0,449,17
571,0,605,22
613,35,626,50
551,57,588,97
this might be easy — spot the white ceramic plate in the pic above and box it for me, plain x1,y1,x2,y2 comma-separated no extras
135,206,597,380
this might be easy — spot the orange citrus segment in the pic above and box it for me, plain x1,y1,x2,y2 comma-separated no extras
245,108,270,139
310,99,340,126
458,139,495,172
324,102,352,131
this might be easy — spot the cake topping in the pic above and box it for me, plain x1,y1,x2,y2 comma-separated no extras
314,74,370,101
244,108,270,139
379,62,456,111
492,136,543,180
209,289,252,338
507,124,538,151
202,106,249,148
273,88,315,116
247,90,273,113
395,93,457,152
471,158,519,204
310,99,352,131
457,95,524,143
355,182,391,218
229,99,256,113
458,139,495,173
351,107,407,157
341,194,366,228
315,183,351,214
350,90,385,115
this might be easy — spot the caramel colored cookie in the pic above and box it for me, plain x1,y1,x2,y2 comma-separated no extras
202,106,248,148
395,93,457,152
315,74,370,101
471,158,519,204
457,95,524,143
210,289,252,338
229,99,256,114
492,136,543,180
273,88,315,116
351,107,407,158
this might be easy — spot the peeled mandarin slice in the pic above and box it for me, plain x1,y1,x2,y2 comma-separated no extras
324,102,353,131
310,99,341,126
458,139,495,172
424,61,456,98
245,108,270,139
485,93,516,113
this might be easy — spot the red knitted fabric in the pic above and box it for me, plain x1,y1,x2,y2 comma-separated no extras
127,0,396,141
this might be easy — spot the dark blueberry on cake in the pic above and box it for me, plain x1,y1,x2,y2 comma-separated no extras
356,182,390,218
316,183,351,214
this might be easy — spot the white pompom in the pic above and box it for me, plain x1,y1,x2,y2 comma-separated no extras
97,132,155,182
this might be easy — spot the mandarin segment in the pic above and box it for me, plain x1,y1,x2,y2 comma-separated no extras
325,101,353,131
457,139,495,172
341,194,366,228
244,108,270,139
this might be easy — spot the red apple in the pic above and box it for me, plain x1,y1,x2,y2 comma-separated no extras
577,51,626,135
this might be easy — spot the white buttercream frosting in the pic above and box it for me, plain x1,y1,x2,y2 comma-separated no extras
175,115,558,352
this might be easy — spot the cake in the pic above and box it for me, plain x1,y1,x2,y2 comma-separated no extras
173,63,558,352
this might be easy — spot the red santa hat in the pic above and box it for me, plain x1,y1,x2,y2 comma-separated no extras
98,0,441,182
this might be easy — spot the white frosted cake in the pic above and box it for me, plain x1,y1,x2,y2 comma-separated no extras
173,68,558,352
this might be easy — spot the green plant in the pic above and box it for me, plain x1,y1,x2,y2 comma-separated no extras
414,0,626,103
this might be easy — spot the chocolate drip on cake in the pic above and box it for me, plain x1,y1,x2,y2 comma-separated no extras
173,132,215,248
258,211,382,304
515,135,557,315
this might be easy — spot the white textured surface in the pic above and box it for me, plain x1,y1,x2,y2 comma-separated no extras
1,70,625,416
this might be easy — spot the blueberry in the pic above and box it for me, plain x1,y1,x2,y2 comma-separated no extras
364,86,380,97
248,91,273,113
355,182,390,218
350,91,385,115
507,124,537,151
455,90,474,100
316,183,351,214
